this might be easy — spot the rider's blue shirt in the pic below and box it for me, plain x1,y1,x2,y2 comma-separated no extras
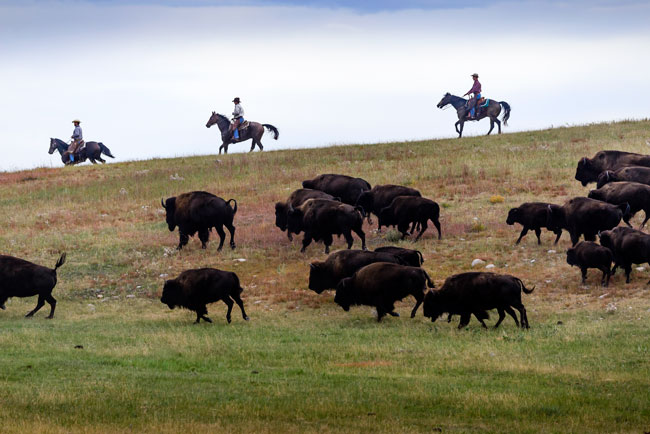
72,126,83,140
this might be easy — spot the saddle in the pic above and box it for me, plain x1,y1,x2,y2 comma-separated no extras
238,120,250,131
477,97,487,107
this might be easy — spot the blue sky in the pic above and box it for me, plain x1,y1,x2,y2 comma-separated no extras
1,0,649,170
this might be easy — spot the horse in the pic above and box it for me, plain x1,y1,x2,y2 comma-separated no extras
48,138,115,165
206,112,279,155
436,93,511,138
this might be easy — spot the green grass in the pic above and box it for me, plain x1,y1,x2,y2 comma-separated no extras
1,120,650,432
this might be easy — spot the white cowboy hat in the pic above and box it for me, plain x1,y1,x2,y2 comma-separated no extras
72,119,81,123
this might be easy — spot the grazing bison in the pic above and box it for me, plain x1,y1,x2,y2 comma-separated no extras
599,227,650,284
596,166,650,189
575,150,650,186
275,189,336,241
566,241,613,286
378,196,441,241
547,197,629,246
334,262,435,321
308,250,406,293
302,174,371,205
0,253,66,319
287,198,366,253
373,246,424,267
161,268,249,323
161,191,237,251
588,182,650,228
423,272,533,329
356,184,421,224
506,202,563,245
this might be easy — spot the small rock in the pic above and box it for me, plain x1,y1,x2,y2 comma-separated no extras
605,303,617,314
530,259,536,264
87,304,96,312
119,188,127,195
547,250,556,254
234,258,247,262
545,280,552,284
126,294,136,299
169,173,184,181
485,264,495,269
471,259,486,267
159,273,169,278
96,294,103,299
636,267,645,272
598,293,609,299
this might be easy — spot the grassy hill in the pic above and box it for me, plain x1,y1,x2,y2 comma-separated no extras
1,121,649,433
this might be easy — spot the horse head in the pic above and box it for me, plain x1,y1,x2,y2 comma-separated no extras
436,93,452,108
206,111,230,131
48,138,58,154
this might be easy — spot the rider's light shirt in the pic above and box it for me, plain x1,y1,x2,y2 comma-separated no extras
72,126,83,140
232,104,244,119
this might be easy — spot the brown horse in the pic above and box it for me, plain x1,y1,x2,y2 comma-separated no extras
206,112,279,155
437,93,511,138
48,138,115,165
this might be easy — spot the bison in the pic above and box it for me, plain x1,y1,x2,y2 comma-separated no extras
423,272,533,329
275,188,336,241
588,182,650,228
373,246,424,267
599,227,650,284
506,202,563,245
161,268,249,323
161,191,237,251
0,253,66,319
356,184,421,224
334,262,435,321
566,241,613,286
302,174,371,205
287,198,366,253
596,166,650,189
378,196,441,241
547,197,629,246
308,250,407,294
575,150,650,186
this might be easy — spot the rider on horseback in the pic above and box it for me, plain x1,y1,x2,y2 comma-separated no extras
463,73,482,120
66,119,84,162
230,97,245,141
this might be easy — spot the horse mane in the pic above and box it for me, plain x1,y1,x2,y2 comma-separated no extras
215,113,230,123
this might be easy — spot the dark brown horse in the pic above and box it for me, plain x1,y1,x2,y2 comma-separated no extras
48,138,115,165
206,112,279,155
437,93,511,138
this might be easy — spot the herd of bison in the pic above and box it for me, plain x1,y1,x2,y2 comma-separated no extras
2,149,650,327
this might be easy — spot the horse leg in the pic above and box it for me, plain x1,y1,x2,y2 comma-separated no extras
89,159,97,164
455,120,461,135
495,118,502,134
487,118,495,135
458,121,464,138
256,131,264,151
249,137,255,152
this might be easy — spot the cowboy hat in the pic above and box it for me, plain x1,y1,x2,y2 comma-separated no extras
471,73,479,78
72,119,81,123
232,97,240,103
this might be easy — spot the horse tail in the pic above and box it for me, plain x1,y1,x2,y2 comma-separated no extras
99,143,116,158
227,199,238,215
499,101,511,126
262,124,279,140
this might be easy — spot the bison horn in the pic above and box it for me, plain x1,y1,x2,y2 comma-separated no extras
597,230,601,237
161,198,166,209
606,171,610,181
582,157,587,164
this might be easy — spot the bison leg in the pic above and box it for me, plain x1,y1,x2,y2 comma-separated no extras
570,232,580,246
581,268,588,284
177,232,190,250
512,303,529,328
343,230,355,249
433,219,441,240
353,227,366,251
223,296,234,323
287,231,294,242
198,228,210,249
300,232,313,253
475,314,488,329
457,312,471,329
388,311,400,317
553,230,562,245
601,269,610,287
494,308,506,328
25,295,46,318
214,226,226,251
624,265,632,283
232,292,250,321
534,228,542,245
225,223,236,250
398,222,410,240
515,227,528,244
503,306,520,327
415,221,428,241
410,298,423,318
45,294,57,319
447,313,453,323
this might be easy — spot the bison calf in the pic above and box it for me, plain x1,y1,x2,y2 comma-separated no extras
506,202,562,245
599,227,650,284
161,268,249,324
423,272,533,329
378,196,441,241
566,241,613,286
275,188,336,241
0,253,66,319
334,262,435,321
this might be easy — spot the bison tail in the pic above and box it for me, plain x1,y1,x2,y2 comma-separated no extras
262,124,279,140
227,199,238,214
422,270,435,288
54,252,67,271
517,278,534,294
416,250,424,265
499,101,511,126
618,202,631,218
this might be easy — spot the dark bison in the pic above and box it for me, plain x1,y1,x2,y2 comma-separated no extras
161,191,237,251
599,227,650,284
575,150,650,186
275,188,336,241
423,272,533,329
378,196,441,240
596,166,650,189
287,198,366,253
308,250,406,294
334,262,435,321
547,197,629,246
373,246,424,267
506,202,563,245
302,174,371,205
0,253,66,319
566,241,613,286
356,184,421,224
588,182,650,228
161,268,249,323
